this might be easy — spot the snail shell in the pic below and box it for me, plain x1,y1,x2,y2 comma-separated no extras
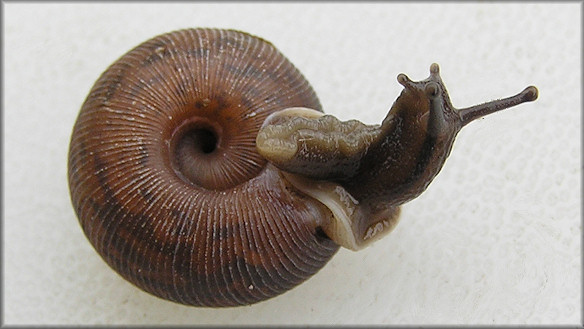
69,28,538,307
68,28,338,307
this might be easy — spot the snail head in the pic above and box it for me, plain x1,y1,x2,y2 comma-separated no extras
395,63,538,136
257,63,538,251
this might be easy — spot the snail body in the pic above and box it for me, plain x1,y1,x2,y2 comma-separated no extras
68,28,538,307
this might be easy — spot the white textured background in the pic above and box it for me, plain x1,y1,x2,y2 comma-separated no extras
4,2,581,325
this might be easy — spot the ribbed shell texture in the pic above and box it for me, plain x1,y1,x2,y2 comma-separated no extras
68,28,339,307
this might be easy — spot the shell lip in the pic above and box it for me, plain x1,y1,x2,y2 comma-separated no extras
281,172,401,251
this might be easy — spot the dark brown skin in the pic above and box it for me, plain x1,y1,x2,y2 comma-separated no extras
343,65,539,208
257,64,538,248
69,28,538,307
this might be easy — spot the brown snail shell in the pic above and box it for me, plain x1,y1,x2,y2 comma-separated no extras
68,28,338,307
69,28,538,307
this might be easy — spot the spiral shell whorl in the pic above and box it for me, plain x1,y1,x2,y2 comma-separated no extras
68,28,338,307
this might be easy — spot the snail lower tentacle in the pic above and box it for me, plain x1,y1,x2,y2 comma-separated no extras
69,28,538,307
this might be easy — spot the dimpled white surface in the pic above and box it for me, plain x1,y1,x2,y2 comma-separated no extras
4,2,581,325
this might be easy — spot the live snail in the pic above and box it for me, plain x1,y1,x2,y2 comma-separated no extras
68,28,538,307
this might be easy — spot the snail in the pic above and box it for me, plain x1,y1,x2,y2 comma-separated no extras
68,28,538,307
